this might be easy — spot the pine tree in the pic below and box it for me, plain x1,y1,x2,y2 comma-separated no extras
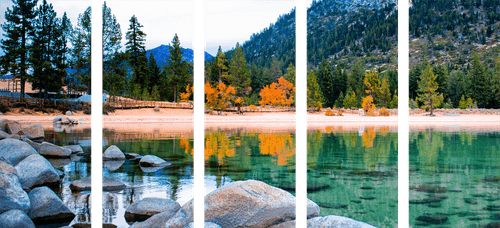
417,66,443,116
377,76,391,107
30,0,69,98
229,42,250,98
126,15,149,92
165,34,190,102
283,62,295,86
319,58,335,108
148,53,161,94
0,0,38,99
102,1,121,62
467,53,489,108
70,6,91,95
307,70,322,111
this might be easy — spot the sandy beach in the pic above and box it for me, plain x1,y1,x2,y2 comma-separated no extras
3,108,500,133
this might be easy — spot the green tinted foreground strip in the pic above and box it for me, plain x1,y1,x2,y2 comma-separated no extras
295,0,307,228
398,0,408,227
194,0,205,228
91,0,102,228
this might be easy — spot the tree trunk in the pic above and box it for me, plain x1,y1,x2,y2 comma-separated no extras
173,85,177,103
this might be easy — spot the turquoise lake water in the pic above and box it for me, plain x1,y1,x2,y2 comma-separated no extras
36,125,500,228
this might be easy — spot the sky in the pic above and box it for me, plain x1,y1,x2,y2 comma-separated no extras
1,0,306,56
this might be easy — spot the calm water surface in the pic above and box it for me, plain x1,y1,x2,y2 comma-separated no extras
40,125,500,227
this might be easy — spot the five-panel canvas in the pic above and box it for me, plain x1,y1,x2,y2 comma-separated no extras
0,0,500,227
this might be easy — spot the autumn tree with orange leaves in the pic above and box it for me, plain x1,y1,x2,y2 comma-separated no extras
259,77,295,107
205,82,236,114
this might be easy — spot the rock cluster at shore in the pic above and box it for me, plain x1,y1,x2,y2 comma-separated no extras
103,145,170,173
125,180,376,228
0,119,87,227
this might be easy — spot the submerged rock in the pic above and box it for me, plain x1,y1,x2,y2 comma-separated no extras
125,153,142,160
416,213,448,225
70,176,126,192
103,146,125,160
0,161,31,214
125,197,180,222
0,209,35,228
0,138,38,166
28,186,75,224
164,180,320,228
15,154,60,192
307,215,376,228
410,185,447,193
139,155,170,167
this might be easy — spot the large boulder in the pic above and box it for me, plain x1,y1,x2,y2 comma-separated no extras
38,142,72,157
0,138,38,166
0,119,8,132
124,197,180,222
125,153,142,161
22,138,41,152
103,145,125,160
0,130,9,139
165,180,320,228
129,210,179,228
307,215,376,228
28,186,75,224
0,209,35,228
15,124,44,141
139,155,170,167
15,154,60,192
70,176,126,192
63,145,84,155
5,121,22,134
0,161,30,214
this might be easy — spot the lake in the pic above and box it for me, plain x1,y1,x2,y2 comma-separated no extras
23,121,500,227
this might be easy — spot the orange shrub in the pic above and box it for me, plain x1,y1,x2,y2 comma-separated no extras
379,107,390,116
325,108,334,116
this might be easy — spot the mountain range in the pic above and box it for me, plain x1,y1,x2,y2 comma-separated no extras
146,44,213,68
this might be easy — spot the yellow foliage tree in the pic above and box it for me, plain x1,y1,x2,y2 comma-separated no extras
205,82,236,114
362,95,376,116
259,77,295,107
179,84,193,102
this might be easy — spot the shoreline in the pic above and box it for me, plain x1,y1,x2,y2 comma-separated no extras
2,108,500,133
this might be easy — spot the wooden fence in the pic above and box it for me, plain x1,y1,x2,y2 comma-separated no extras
410,108,500,115
108,100,193,109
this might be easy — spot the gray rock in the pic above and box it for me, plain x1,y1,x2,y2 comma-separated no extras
70,176,126,192
139,155,170,167
63,145,84,154
129,210,178,228
0,129,9,139
0,138,38,166
15,154,60,192
125,153,142,160
53,116,63,123
103,145,125,160
38,142,72,157
125,197,180,222
21,138,41,152
0,119,8,132
0,209,35,228
0,161,30,214
15,124,44,140
66,111,72,116
269,220,295,228
5,121,22,134
28,186,75,224
307,215,376,228
140,166,167,173
165,180,320,228
104,160,125,171
184,222,222,228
